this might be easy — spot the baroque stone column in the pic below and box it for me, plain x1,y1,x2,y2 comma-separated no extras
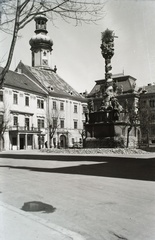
99,29,115,113
100,28,115,84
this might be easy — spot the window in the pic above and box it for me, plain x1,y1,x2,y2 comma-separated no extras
0,91,3,102
83,106,87,114
152,127,155,135
74,105,77,113
60,102,64,111
74,121,78,129
53,101,56,110
13,93,18,104
53,118,57,128
37,99,44,109
25,96,29,106
60,119,64,128
42,59,48,65
13,116,18,126
38,119,44,129
0,115,3,125
12,137,17,145
72,138,74,144
149,100,155,108
27,135,32,145
25,118,30,130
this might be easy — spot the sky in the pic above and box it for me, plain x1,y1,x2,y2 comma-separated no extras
1,0,155,93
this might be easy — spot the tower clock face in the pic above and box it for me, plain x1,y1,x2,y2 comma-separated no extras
42,59,48,65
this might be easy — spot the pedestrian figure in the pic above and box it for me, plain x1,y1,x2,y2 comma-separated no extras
45,141,48,148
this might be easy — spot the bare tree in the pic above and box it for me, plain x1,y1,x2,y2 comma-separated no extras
124,99,139,148
46,108,61,148
78,128,86,147
0,0,104,88
0,95,11,150
138,100,152,147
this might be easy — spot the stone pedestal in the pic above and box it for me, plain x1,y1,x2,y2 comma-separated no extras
85,114,127,148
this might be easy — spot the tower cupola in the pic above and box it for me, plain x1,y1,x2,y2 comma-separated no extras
29,12,53,68
34,13,48,34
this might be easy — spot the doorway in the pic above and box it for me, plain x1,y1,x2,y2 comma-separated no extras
20,135,25,149
60,135,66,148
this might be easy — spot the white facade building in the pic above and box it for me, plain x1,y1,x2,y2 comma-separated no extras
0,12,87,151
0,68,48,150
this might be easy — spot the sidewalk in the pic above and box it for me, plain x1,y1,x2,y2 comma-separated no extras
0,201,85,240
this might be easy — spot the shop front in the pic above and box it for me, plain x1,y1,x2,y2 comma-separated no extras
9,128,42,150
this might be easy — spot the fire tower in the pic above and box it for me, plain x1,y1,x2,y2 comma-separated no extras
29,12,53,68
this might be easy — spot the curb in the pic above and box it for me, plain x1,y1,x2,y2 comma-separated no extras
0,201,85,240
0,150,154,159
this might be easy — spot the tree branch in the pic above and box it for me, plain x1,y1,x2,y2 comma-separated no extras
0,0,21,88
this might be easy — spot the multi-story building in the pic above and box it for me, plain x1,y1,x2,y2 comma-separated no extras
88,73,139,110
0,67,48,150
139,83,155,146
0,12,87,151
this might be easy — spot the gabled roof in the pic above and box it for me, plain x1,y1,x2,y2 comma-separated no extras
0,67,47,96
16,62,87,102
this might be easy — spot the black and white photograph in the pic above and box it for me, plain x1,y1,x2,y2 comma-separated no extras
0,0,155,239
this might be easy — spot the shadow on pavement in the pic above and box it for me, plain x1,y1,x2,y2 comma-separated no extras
0,153,154,162
0,157,155,181
0,153,127,161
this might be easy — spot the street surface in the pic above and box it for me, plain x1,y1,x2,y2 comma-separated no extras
0,152,155,240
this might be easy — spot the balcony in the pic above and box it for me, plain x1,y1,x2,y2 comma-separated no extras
9,125,41,133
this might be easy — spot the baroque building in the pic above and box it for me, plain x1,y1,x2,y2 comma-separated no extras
0,12,87,151
139,83,155,146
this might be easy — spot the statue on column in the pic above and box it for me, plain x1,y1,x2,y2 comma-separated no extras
100,29,115,112
101,29,115,84
99,29,122,121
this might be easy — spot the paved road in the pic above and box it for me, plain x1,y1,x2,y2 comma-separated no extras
0,151,155,240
